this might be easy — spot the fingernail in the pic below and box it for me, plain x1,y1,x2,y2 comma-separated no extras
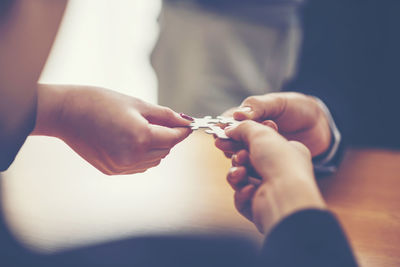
231,154,237,162
180,113,194,121
238,106,252,113
262,120,278,132
232,154,239,166
229,167,239,175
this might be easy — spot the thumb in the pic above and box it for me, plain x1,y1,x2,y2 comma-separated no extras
233,94,287,122
288,141,312,159
225,121,273,147
144,105,192,127
149,124,192,149
261,120,278,132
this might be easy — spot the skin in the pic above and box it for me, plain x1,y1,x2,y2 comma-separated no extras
222,121,326,235
0,0,67,170
0,1,192,174
1,0,327,240
215,92,332,159
33,84,192,175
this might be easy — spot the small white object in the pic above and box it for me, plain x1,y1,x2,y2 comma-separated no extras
189,116,220,130
216,116,240,126
190,116,240,139
205,125,229,139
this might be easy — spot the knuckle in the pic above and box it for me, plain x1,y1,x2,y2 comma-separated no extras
243,123,268,139
114,152,135,168
309,97,324,117
136,129,152,149
243,95,262,106
161,107,176,119
236,120,253,131
242,120,255,127
273,95,287,114
254,185,267,201
152,159,162,167
103,164,121,176
166,136,178,148
101,169,114,176
161,150,170,159
251,128,268,139
224,152,233,159
290,141,312,159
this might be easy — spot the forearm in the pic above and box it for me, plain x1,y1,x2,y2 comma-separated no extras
254,176,326,234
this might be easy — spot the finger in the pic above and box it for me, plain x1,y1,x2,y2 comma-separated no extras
234,184,257,221
224,152,233,158
248,177,262,186
261,120,278,132
246,166,263,180
220,107,238,118
119,159,163,174
108,149,170,173
140,148,171,162
215,138,244,154
109,155,165,174
102,162,152,176
288,140,311,159
225,121,276,146
149,125,192,149
144,105,192,127
87,155,122,176
227,166,248,190
134,159,162,170
232,150,262,180
119,168,149,175
226,122,287,181
232,151,263,181
232,150,250,167
252,185,271,234
233,94,287,121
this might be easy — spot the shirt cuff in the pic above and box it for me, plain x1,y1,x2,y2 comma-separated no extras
312,97,342,174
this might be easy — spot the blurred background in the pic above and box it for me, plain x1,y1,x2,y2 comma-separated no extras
153,0,302,116
3,0,164,253
40,0,160,103
2,0,302,253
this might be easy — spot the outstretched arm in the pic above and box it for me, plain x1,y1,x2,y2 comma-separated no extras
219,121,357,266
33,84,192,175
217,92,343,174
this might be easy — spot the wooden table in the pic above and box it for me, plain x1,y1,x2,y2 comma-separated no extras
2,132,400,266
318,149,400,266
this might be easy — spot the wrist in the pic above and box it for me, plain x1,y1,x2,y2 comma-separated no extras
254,176,326,235
32,84,67,137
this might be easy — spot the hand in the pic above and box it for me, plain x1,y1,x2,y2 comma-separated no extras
216,92,332,158
224,121,326,234
33,84,192,175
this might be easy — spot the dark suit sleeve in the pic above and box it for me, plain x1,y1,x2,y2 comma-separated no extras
259,209,358,267
284,0,400,150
